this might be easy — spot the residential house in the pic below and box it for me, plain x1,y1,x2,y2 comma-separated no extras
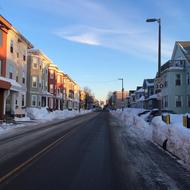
0,16,12,119
112,91,128,109
64,74,75,110
48,63,60,110
73,84,80,110
6,23,33,117
27,49,52,108
126,90,135,108
80,90,86,109
160,41,190,113
57,70,64,110
143,79,158,110
134,86,144,108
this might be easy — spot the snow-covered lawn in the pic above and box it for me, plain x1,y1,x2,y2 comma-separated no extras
111,108,190,167
0,108,91,135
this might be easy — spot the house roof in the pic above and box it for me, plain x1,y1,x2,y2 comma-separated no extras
0,15,12,31
28,49,53,63
176,41,190,63
143,79,154,87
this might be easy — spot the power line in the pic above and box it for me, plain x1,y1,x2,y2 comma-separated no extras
77,79,119,84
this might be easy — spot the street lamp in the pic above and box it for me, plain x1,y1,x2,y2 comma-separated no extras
118,78,124,111
146,18,161,77
146,18,161,112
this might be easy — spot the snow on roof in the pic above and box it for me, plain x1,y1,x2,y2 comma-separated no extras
136,88,144,93
146,80,154,86
0,77,22,91
167,66,184,71
147,93,161,100
137,96,145,102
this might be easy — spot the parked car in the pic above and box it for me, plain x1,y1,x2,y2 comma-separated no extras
138,110,150,116
146,109,176,122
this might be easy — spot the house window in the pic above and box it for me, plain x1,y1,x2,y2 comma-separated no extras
9,72,13,79
164,96,168,108
164,75,168,87
22,71,25,84
176,74,181,86
33,58,38,69
22,77,25,84
32,76,37,88
187,72,190,85
10,40,14,53
23,55,26,61
33,62,38,69
31,95,37,106
50,70,54,79
50,84,54,93
175,96,182,107
22,95,25,107
16,76,19,82
187,95,190,107
0,30,2,47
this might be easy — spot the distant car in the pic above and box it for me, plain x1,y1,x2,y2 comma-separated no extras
103,107,109,112
94,107,102,112
146,109,176,122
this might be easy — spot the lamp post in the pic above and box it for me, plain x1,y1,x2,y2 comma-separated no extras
118,78,124,111
146,18,161,112
146,18,161,78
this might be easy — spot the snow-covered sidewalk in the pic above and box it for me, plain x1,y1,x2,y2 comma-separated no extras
111,108,190,168
0,108,91,135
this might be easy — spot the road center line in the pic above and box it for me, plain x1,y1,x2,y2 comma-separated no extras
0,126,78,185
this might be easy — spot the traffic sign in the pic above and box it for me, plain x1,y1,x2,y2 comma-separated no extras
154,77,164,90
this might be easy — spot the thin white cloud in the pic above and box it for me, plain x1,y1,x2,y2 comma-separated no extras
55,24,173,62
63,34,100,46
23,0,175,61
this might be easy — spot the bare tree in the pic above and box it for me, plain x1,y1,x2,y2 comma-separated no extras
83,87,94,109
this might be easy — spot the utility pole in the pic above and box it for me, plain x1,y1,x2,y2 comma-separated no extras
146,18,162,113
118,78,124,111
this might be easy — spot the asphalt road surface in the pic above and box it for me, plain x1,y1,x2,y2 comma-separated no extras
0,112,190,190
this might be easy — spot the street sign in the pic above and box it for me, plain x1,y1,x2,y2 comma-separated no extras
154,77,164,90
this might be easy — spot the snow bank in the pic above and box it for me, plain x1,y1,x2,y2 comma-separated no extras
0,123,25,134
0,108,91,135
26,108,91,121
152,115,190,165
112,108,190,166
14,116,31,121
111,108,152,140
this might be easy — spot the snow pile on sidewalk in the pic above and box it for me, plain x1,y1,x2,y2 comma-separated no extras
152,115,190,165
0,123,25,134
26,107,91,121
0,108,91,135
14,116,31,121
112,108,190,165
111,108,152,140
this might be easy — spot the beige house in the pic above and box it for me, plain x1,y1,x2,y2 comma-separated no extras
6,26,33,117
63,74,80,110
27,49,52,108
74,84,80,110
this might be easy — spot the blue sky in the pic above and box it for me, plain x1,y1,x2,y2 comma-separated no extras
1,0,190,101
